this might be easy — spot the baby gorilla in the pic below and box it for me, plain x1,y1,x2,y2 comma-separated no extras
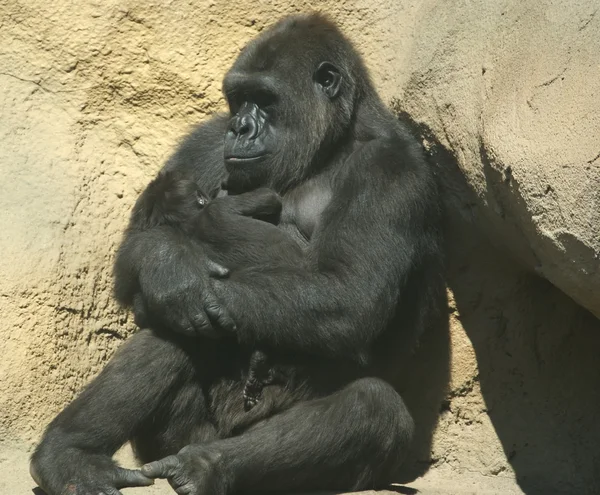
131,170,303,410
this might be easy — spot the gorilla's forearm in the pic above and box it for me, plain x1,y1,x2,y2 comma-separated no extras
114,226,237,337
113,226,199,307
213,158,430,361
213,255,407,362
113,112,231,306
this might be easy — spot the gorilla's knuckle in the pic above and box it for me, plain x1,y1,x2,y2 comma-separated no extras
192,317,210,331
171,473,189,488
205,302,222,315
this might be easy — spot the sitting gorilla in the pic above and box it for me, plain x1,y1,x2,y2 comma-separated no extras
30,13,445,495
131,170,302,409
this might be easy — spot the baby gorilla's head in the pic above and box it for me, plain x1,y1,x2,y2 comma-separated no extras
133,170,209,230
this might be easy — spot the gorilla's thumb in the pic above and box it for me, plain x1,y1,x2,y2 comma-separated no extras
208,260,230,278
141,455,181,478
113,467,155,488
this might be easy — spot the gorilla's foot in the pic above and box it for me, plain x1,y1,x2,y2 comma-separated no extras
30,447,153,495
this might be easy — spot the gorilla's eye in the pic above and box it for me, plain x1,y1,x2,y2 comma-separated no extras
253,90,276,110
226,90,275,115
314,62,342,98
195,191,208,207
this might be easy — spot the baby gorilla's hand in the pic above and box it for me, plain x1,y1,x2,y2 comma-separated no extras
208,188,282,224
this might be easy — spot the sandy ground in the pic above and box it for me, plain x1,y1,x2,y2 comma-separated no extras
0,441,524,495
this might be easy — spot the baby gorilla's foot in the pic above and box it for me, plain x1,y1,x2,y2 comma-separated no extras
243,373,265,411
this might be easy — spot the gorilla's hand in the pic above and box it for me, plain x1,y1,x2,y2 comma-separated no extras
137,254,236,338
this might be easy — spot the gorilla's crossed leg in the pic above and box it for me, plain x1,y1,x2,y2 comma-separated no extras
30,332,205,495
31,330,412,495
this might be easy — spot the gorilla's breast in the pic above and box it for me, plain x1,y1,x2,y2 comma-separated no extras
281,178,333,242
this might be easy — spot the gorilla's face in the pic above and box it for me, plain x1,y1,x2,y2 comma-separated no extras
221,14,357,194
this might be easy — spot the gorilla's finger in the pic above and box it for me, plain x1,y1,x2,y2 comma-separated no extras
191,312,217,337
113,467,154,488
205,301,237,332
207,260,230,278
170,319,196,337
173,483,195,495
133,311,148,329
102,488,123,495
141,456,181,478
132,293,149,328
167,473,193,494
180,322,198,337
164,311,196,336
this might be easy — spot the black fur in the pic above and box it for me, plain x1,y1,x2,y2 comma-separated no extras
31,13,445,495
131,170,298,409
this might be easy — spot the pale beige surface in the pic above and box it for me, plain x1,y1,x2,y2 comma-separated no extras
1,1,599,494
397,0,600,319
2,441,525,494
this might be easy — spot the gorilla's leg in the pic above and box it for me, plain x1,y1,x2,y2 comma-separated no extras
143,377,414,494
30,330,214,495
131,370,218,464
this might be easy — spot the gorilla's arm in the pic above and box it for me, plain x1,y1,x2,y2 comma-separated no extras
213,141,441,362
113,115,234,336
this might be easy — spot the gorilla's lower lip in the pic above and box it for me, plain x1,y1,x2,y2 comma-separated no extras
225,155,267,163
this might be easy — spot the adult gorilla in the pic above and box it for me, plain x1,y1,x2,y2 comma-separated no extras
31,13,445,495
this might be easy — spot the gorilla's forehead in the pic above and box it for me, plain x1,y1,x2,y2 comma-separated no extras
231,13,341,75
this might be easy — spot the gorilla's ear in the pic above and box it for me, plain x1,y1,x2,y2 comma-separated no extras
314,62,342,99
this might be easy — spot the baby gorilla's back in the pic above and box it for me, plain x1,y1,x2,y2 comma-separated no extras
132,170,303,271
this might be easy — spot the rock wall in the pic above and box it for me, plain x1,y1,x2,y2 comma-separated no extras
1,1,598,493
398,0,600,319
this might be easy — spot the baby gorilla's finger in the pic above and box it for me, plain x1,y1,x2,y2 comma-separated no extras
205,300,237,333
141,456,181,479
113,467,155,488
191,312,219,337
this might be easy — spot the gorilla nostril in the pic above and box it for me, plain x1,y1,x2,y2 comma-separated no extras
233,115,258,139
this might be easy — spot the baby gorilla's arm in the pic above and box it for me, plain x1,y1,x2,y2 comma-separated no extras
209,189,282,224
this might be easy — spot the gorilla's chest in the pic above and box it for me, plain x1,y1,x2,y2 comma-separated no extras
280,178,333,242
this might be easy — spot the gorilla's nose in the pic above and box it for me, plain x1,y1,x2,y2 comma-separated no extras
231,114,258,140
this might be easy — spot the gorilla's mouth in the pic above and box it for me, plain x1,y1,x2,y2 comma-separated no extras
225,154,267,164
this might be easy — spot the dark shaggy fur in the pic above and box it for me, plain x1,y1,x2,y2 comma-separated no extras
31,13,445,495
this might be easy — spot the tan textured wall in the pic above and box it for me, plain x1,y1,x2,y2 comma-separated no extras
1,1,599,493
398,0,600,319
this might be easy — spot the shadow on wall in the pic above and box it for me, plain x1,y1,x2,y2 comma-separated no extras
389,298,451,482
401,112,600,494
